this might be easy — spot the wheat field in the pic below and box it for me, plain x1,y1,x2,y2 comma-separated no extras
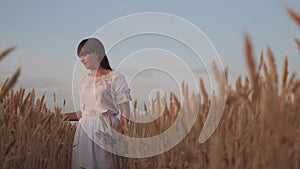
1,8,300,169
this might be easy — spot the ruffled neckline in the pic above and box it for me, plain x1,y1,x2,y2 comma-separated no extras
80,70,117,85
87,70,115,79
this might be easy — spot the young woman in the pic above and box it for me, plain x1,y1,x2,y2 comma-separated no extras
65,38,131,169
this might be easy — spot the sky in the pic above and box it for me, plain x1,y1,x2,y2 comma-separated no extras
1,0,300,112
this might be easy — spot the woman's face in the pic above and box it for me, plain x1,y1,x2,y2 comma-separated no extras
79,52,100,70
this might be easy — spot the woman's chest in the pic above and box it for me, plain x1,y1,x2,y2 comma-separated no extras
80,81,114,100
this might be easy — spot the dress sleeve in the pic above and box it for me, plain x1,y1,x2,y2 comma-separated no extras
113,73,132,104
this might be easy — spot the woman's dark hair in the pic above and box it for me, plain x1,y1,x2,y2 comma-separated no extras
77,38,112,70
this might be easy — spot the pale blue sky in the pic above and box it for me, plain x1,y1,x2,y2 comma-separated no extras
1,0,300,112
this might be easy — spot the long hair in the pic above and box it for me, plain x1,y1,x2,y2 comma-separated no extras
77,38,112,70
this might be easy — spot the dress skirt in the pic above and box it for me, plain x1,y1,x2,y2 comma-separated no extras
72,113,119,169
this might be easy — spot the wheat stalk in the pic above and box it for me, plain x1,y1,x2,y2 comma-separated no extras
0,47,15,62
0,68,20,100
294,37,300,55
244,34,258,99
287,7,300,27
266,47,278,89
281,56,288,96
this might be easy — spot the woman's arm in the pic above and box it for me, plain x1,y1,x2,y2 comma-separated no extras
63,111,82,121
118,102,130,133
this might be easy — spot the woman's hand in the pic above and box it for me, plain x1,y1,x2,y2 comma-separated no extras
63,111,82,121
117,102,130,134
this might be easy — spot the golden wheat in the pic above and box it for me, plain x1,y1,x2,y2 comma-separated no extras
294,37,300,55
0,48,76,169
287,8,300,27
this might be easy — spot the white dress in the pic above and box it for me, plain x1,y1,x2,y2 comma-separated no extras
72,71,131,169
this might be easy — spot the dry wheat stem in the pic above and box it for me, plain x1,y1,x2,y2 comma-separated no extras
287,8,300,27
244,34,258,99
266,47,278,86
281,56,288,96
294,37,300,55
0,47,15,62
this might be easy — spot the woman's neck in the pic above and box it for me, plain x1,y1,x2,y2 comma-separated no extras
90,67,111,77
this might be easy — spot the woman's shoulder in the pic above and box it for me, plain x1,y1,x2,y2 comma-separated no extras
111,70,124,79
111,70,129,86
